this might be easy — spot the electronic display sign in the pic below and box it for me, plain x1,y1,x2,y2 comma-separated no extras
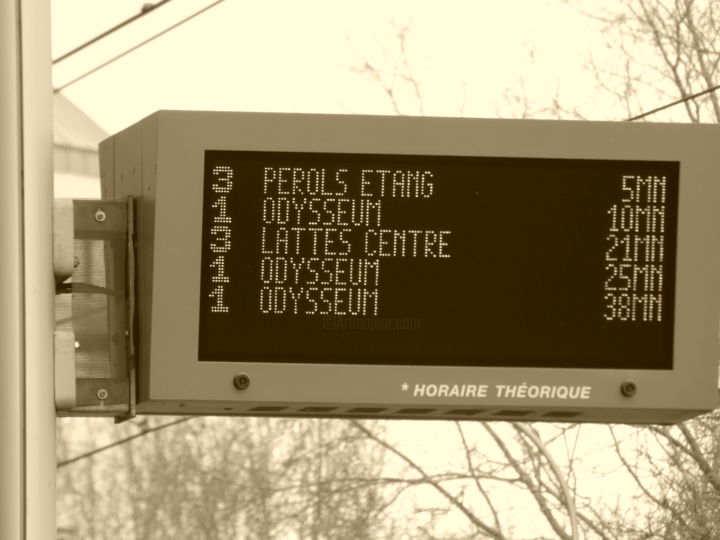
99,111,720,424
198,151,678,371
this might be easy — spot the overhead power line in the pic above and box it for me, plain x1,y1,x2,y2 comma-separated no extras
52,0,173,65
57,417,193,468
54,0,718,123
625,83,720,121
53,0,226,94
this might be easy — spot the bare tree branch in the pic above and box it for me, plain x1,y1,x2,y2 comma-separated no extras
351,420,505,540
455,422,504,536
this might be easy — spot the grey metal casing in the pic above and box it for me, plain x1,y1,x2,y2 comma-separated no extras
99,111,720,423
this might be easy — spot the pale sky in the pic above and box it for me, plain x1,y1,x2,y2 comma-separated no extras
52,0,613,137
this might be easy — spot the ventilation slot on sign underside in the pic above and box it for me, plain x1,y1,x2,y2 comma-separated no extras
445,409,485,416
348,407,386,414
249,406,288,412
397,408,435,415
299,406,338,413
494,410,533,417
543,411,581,419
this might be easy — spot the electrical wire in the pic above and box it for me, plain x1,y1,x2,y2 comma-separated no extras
52,0,173,65
53,0,226,94
57,417,193,468
625,83,720,121
53,0,718,124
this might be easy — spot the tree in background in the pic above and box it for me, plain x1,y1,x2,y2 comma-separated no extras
57,417,394,540
581,0,719,122
347,2,720,538
579,2,720,538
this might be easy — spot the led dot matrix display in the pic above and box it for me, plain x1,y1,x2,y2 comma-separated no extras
199,150,679,370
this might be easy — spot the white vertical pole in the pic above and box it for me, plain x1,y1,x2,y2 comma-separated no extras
0,0,26,538
20,0,57,538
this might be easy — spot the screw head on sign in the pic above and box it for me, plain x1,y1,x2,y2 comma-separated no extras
97,388,109,400
620,381,637,398
233,373,250,390
94,209,106,222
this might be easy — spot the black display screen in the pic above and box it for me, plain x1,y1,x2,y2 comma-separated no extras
198,150,678,370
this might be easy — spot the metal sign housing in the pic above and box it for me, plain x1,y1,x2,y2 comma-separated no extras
99,111,720,423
